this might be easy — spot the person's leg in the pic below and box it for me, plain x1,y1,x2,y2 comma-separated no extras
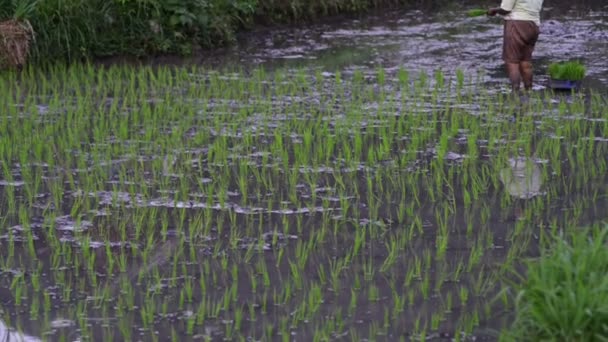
503,21,522,92
519,23,540,91
520,61,534,90
506,62,522,92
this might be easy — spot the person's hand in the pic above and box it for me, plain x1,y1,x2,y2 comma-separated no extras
487,8,499,16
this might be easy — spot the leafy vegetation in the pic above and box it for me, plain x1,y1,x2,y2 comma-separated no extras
0,0,258,62
548,60,586,81
502,225,608,342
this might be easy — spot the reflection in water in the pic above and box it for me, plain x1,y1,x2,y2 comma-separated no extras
499,157,544,199
0,319,41,342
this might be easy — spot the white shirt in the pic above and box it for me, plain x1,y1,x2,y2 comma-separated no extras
500,0,544,26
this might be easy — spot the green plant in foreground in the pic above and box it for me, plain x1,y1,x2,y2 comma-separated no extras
548,61,586,81
502,225,608,341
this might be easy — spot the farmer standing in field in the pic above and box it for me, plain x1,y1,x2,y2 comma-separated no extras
487,0,544,92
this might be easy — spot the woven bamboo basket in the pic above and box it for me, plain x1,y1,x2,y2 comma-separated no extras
0,19,34,70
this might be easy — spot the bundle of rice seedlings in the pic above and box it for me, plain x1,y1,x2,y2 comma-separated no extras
467,9,487,17
548,60,586,81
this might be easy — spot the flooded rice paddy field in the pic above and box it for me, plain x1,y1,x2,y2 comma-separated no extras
2,4,608,342
2,65,608,342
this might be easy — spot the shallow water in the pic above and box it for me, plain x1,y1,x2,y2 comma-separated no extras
1,2,608,342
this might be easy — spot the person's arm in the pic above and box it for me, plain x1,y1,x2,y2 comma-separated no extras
487,7,512,16
488,0,515,16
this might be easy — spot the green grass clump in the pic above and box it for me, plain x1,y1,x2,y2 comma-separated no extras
548,61,586,81
503,225,608,342
467,9,487,17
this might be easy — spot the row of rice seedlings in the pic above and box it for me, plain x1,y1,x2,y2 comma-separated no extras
1,67,592,222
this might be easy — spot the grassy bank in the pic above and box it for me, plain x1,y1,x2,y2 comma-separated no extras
0,0,462,66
